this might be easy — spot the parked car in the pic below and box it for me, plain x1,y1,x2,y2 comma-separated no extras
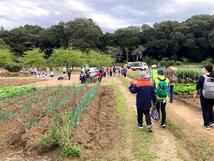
130,62,148,71
126,62,134,69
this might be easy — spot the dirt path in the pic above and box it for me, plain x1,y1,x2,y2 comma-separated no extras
168,100,214,145
106,76,184,161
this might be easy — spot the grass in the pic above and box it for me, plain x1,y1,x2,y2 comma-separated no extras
167,119,214,161
114,88,128,119
113,78,158,161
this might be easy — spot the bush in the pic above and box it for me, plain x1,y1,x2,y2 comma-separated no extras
175,69,201,83
201,58,213,66
175,61,183,66
5,63,22,72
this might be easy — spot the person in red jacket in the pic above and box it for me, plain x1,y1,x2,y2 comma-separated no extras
129,71,157,130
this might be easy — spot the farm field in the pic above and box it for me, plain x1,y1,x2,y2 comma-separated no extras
0,73,214,161
0,77,46,88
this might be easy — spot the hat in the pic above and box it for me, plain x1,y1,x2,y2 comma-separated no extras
157,68,165,75
151,64,157,69
140,71,149,79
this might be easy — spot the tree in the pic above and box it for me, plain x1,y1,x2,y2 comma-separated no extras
0,25,44,56
65,18,103,50
49,48,83,67
131,45,146,61
105,46,123,62
21,48,46,67
85,50,114,67
0,48,14,67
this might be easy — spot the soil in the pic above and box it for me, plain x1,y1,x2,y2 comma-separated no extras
0,86,89,160
175,95,201,110
0,77,46,87
69,87,120,161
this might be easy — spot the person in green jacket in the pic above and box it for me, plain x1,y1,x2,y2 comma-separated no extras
150,64,158,82
154,68,169,128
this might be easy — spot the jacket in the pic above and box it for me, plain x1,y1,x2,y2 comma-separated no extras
130,79,157,110
150,69,158,82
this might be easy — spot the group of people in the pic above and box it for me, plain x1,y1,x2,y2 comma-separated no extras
129,66,176,130
79,66,128,84
130,64,214,130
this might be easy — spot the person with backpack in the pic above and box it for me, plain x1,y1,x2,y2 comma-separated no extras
194,64,214,129
129,71,157,130
154,68,169,128
165,66,177,103
67,65,72,80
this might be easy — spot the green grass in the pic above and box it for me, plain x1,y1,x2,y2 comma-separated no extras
114,77,158,161
114,88,128,119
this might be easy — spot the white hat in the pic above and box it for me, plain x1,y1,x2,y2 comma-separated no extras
140,71,149,79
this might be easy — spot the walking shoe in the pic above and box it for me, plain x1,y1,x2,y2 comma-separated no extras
210,123,214,128
204,126,211,130
147,125,152,129
137,124,143,129
147,125,152,132
161,124,166,128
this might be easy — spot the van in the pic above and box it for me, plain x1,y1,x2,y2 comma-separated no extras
130,62,148,71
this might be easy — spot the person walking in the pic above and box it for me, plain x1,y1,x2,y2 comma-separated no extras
122,66,128,77
80,71,86,84
165,66,177,103
154,68,169,128
109,66,113,77
194,64,214,129
67,66,72,80
129,71,157,130
150,64,158,83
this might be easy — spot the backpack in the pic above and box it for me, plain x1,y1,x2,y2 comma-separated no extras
157,78,168,98
151,107,160,121
202,75,214,99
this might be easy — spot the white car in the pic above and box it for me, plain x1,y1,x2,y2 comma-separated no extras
130,62,148,71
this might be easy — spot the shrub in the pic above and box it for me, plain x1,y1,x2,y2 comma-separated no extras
5,63,22,72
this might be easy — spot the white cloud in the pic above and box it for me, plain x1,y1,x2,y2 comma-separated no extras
89,12,130,29
0,0,214,31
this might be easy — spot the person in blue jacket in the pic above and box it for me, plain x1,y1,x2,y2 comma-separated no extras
129,71,157,129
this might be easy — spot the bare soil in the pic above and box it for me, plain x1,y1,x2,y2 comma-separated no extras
0,77,46,87
68,87,120,161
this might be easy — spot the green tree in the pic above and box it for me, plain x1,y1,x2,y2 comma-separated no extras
0,48,14,67
85,50,114,67
65,18,103,50
21,48,46,67
49,48,84,67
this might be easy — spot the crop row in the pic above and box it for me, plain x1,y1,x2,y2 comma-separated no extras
37,83,100,157
174,84,195,95
0,85,86,123
0,86,37,101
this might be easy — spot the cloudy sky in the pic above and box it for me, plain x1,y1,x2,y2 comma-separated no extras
0,0,214,32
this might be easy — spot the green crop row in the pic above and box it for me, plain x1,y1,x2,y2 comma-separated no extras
175,69,202,84
174,84,195,95
37,83,100,157
0,86,37,101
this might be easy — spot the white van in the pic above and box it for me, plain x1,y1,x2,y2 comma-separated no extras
130,62,148,71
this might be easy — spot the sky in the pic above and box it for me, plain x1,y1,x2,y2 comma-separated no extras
0,0,214,32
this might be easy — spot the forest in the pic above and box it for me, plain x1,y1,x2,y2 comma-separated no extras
0,14,214,63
